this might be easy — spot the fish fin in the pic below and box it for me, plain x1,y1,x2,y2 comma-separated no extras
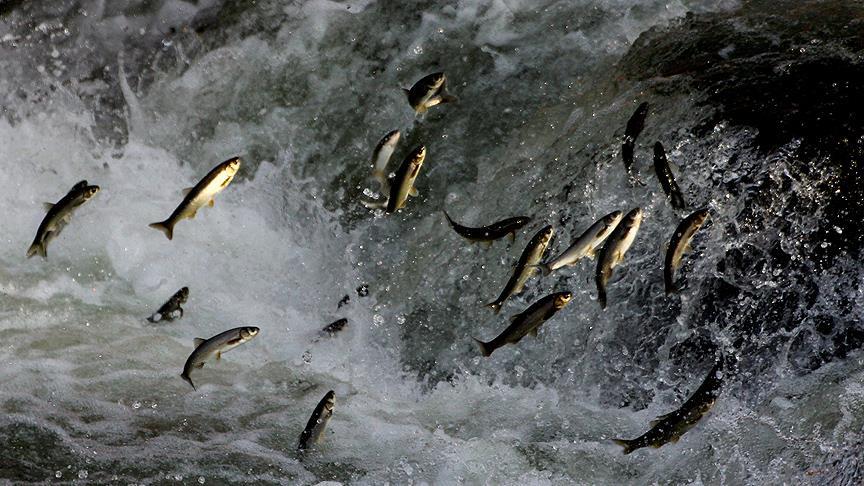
509,314,519,322
181,373,196,390
402,88,411,100
416,105,427,115
146,313,160,323
537,264,552,276
650,413,675,427
586,247,596,259
484,301,502,314
216,351,221,360
182,187,193,195
208,199,215,207
194,362,205,369
597,285,607,309
193,338,205,348
612,439,635,455
669,435,681,444
439,93,458,104
26,242,46,259
188,209,198,219
360,197,388,210
482,241,493,249
530,328,538,337
442,210,455,227
508,232,516,242
472,337,492,357
149,221,174,240
42,202,55,211
408,186,419,197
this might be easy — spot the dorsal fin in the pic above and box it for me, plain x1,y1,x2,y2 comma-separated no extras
182,187,194,196
193,338,205,348
650,411,676,427
43,202,55,211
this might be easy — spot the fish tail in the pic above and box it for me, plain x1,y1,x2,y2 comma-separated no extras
402,88,411,100
664,268,676,295
180,372,196,390
672,193,687,210
484,301,502,314
26,241,46,259
612,439,635,454
149,220,174,240
597,283,607,309
442,210,455,227
539,264,553,276
472,337,492,357
439,92,458,104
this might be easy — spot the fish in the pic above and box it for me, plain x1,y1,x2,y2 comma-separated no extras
595,208,643,309
474,291,572,357
485,225,554,313
665,209,710,294
147,287,189,323
613,359,724,454
622,102,649,182
180,326,259,390
298,390,336,451
149,157,241,240
386,145,426,213
540,210,623,274
320,318,348,337
26,180,100,259
442,210,531,246
403,72,457,114
653,142,686,210
370,129,401,191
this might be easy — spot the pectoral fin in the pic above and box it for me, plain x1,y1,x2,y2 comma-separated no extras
216,351,222,360
649,411,676,427
194,362,205,369
482,241,493,248
208,199,215,207
408,186,419,197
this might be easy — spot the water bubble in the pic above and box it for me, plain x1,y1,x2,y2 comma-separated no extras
78,470,88,479
132,401,141,409
198,477,206,484
373,314,385,326
412,45,423,55
55,471,62,479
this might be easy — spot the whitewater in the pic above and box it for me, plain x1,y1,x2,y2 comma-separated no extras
1,0,863,484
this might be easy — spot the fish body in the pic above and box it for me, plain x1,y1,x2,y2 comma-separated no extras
541,210,623,274
298,390,336,451
27,180,100,259
180,326,259,390
474,292,572,357
320,318,348,337
386,146,426,213
443,211,531,245
665,209,710,294
595,208,643,308
403,72,457,114
485,225,554,313
150,157,241,240
653,143,686,210
147,287,189,323
613,360,723,454
622,102,649,178
371,129,401,191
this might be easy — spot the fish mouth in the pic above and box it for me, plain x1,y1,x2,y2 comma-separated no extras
554,293,573,308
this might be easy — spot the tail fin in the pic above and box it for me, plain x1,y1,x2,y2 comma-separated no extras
149,221,174,240
484,301,502,314
402,88,411,100
442,210,455,228
597,285,607,309
539,264,552,276
180,373,196,390
664,268,676,295
612,439,635,454
472,337,492,357
26,242,46,259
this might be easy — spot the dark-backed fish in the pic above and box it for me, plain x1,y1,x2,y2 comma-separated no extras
622,102,649,180
403,72,457,114
665,209,710,294
540,210,623,274
595,208,643,309
150,157,241,240
653,142,686,210
320,318,348,337
474,291,571,357
27,180,100,259
443,210,531,246
371,129,401,190
298,390,336,451
485,225,554,313
613,360,723,454
180,326,259,390
147,287,189,323
386,145,426,213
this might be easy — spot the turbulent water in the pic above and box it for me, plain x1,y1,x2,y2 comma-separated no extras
1,0,863,484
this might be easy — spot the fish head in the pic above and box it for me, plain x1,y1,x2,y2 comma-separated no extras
538,225,554,245
554,292,573,309
692,208,710,226
604,210,624,228
513,216,532,227
177,287,190,301
626,208,644,226
239,326,260,341
423,72,446,91
224,157,242,175
83,185,100,199
383,129,401,147
323,390,336,412
409,146,427,175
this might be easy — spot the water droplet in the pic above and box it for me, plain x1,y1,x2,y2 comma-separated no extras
198,476,206,484
78,470,88,479
132,401,141,409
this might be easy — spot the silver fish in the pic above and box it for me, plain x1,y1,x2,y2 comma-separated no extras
150,157,241,240
595,208,643,309
371,129,401,191
403,72,457,114
474,291,572,357
665,209,710,294
540,210,623,274
180,326,259,390
386,145,426,213
653,142,686,210
298,390,336,451
27,180,100,259
147,287,189,323
485,225,554,313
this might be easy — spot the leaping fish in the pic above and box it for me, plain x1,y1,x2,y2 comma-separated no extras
653,142,686,210
403,72,457,114
443,210,531,246
474,291,572,357
540,210,623,274
27,180,100,259
147,287,189,323
150,157,241,240
595,208,643,309
386,146,426,213
298,390,336,451
664,209,710,294
180,326,259,390
485,225,554,313
370,129,401,191
622,102,649,184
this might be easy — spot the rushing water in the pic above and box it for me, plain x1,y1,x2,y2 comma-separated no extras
1,0,863,484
